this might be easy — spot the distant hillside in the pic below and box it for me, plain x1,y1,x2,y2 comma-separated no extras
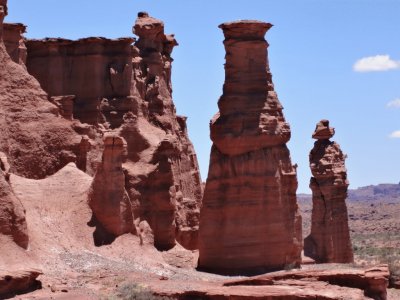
298,183,400,203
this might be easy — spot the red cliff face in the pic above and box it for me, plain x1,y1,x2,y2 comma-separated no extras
198,21,302,275
25,12,203,250
3,23,27,66
304,120,354,263
0,0,82,180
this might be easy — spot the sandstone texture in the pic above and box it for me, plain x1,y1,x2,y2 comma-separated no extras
0,0,82,179
88,135,135,242
304,120,354,263
25,12,203,250
0,152,29,249
198,21,302,275
3,22,27,65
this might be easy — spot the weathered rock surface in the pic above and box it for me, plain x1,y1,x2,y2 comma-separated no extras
198,21,302,275
0,152,29,249
0,0,82,179
25,12,203,250
3,22,27,65
0,268,42,298
222,265,389,300
88,135,135,242
304,120,354,263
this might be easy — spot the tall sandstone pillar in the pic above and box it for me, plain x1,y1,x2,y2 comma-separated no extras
198,21,302,275
304,120,354,263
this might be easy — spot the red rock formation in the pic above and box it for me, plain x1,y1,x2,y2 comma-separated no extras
25,12,203,250
0,268,42,298
26,37,135,125
304,120,354,263
222,265,389,300
124,13,202,250
198,21,302,275
3,23,27,65
0,153,28,249
88,135,135,242
0,0,82,179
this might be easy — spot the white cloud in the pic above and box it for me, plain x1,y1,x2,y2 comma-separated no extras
353,55,400,72
387,99,400,108
389,131,400,138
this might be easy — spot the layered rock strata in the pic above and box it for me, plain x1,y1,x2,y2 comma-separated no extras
0,0,82,179
198,21,302,275
88,135,135,241
304,120,354,263
25,12,203,250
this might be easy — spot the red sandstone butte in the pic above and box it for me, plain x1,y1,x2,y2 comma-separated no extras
88,135,135,242
304,120,354,263
198,21,302,275
25,12,203,250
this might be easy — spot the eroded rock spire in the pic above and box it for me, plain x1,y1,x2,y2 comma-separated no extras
198,20,302,275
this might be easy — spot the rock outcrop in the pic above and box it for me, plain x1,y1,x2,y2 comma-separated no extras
25,12,203,250
88,135,135,244
0,153,29,249
3,23,27,65
304,120,354,263
198,21,302,275
0,0,82,179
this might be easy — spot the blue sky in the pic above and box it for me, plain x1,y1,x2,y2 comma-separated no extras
6,0,400,193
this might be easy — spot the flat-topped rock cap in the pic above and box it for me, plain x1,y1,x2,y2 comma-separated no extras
312,119,335,140
219,20,273,39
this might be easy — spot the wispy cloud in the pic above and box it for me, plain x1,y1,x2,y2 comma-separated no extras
389,131,400,138
387,99,400,108
353,55,400,72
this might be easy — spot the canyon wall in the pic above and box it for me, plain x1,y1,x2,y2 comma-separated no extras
198,21,302,275
0,0,82,180
304,120,354,263
25,12,203,250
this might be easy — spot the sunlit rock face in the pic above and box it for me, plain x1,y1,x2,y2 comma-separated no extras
25,12,203,251
304,120,354,263
198,20,302,275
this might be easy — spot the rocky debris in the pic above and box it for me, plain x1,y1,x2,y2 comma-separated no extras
304,120,354,263
198,20,302,275
0,0,83,179
0,152,29,249
88,135,135,243
24,12,203,251
3,22,27,65
0,268,42,298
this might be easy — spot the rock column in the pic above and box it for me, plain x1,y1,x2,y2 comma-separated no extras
198,21,302,275
304,120,354,263
88,135,135,239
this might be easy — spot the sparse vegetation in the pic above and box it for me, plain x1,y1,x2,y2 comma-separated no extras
103,283,176,300
352,232,400,286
